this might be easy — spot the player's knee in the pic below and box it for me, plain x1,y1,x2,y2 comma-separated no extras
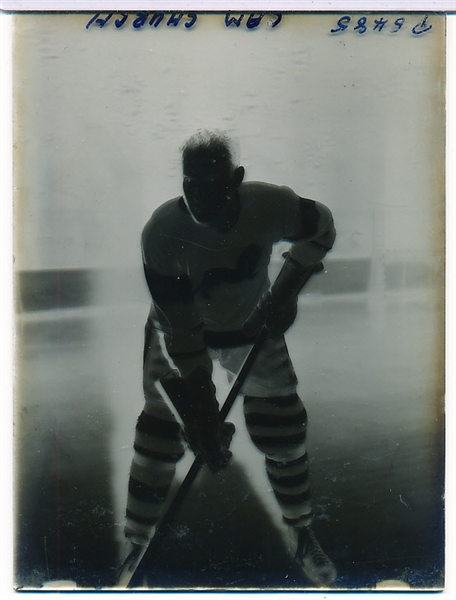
267,444,307,463
135,409,182,440
244,394,308,459
244,393,307,427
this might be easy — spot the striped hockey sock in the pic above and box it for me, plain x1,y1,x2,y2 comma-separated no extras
125,397,185,543
244,394,313,528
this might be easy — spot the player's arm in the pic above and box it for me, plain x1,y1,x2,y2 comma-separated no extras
263,191,336,335
259,184,336,266
141,211,212,375
287,198,336,267
142,262,212,376
142,222,233,471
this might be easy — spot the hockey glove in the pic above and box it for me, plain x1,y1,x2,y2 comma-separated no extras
263,255,324,337
160,367,235,472
263,293,298,337
244,253,323,337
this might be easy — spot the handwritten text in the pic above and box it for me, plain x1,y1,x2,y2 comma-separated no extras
330,14,433,35
86,12,283,30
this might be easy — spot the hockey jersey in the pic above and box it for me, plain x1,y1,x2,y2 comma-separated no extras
142,181,335,357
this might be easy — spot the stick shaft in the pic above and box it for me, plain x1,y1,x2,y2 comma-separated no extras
126,263,321,587
126,331,267,587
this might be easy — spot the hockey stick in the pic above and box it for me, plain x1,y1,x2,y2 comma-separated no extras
122,261,323,588
121,328,268,588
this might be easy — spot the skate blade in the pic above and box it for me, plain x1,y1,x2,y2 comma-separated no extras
115,545,147,588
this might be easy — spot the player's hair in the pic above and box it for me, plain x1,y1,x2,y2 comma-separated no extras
182,130,237,171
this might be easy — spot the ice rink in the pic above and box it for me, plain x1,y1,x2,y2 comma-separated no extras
14,266,444,590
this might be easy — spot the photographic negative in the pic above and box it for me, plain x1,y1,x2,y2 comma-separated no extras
11,10,446,591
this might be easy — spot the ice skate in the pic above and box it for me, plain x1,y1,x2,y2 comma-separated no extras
116,536,148,587
289,526,337,587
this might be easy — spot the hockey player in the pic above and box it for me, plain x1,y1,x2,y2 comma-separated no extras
123,131,337,587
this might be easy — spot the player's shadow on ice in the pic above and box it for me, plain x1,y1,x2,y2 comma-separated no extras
137,459,314,589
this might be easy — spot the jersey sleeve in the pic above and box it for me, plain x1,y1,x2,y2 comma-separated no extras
253,183,336,267
288,199,337,267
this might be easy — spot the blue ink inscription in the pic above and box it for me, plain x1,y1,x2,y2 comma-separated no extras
224,12,281,29
132,12,148,29
353,16,367,35
330,16,351,33
86,12,281,30
373,17,388,32
115,13,128,28
391,18,405,33
149,12,164,28
246,13,265,29
225,13,244,28
86,12,113,29
86,11,198,29
330,14,432,35
412,15,432,35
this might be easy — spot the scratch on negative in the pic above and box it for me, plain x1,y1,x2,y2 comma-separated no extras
159,232,231,252
360,451,396,461
399,494,410,509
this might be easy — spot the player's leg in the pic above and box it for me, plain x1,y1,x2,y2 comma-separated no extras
124,319,185,547
234,336,337,587
244,393,312,526
124,389,185,545
243,392,336,586
118,319,186,584
120,393,184,584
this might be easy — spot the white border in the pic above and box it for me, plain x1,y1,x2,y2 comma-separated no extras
444,11,456,600
0,1,455,12
1,7,454,600
0,8,13,600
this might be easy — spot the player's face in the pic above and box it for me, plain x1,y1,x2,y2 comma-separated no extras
183,155,234,224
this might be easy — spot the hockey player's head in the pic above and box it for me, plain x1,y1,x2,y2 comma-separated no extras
182,131,244,224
